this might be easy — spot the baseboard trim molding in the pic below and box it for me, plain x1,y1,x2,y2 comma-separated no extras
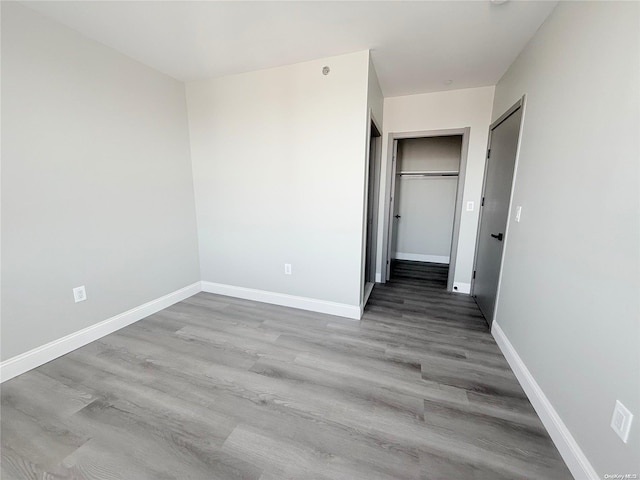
453,282,471,294
492,322,598,480
394,252,450,264
201,281,361,320
0,282,201,383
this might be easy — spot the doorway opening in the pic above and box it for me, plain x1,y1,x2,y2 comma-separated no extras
362,117,382,305
390,135,462,287
381,128,470,292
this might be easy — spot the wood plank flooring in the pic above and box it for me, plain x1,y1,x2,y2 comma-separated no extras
1,261,572,479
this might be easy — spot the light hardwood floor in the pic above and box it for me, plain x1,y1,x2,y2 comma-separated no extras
1,261,572,479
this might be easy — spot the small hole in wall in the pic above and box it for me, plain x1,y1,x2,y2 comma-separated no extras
453,286,458,290
322,66,330,76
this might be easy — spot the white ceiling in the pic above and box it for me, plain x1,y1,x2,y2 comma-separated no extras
23,1,557,97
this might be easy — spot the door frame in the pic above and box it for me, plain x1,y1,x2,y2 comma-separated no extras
360,109,383,307
471,96,527,322
381,127,470,292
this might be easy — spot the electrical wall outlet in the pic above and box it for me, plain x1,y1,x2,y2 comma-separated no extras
466,201,475,212
73,285,87,303
611,400,633,443
284,264,292,275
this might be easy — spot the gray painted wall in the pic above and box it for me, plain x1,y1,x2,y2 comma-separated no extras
393,137,461,262
1,3,200,361
186,51,371,308
492,1,639,475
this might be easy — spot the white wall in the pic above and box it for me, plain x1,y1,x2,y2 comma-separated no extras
394,137,461,263
379,86,495,288
367,58,384,127
492,2,639,477
186,51,371,311
1,3,200,361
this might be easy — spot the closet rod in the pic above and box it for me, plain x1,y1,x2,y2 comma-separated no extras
396,170,459,177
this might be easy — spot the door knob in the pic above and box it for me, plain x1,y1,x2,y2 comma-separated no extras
394,215,401,219
490,233,504,241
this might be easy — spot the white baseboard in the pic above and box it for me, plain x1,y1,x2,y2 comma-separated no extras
0,282,201,383
394,252,450,264
492,322,598,480
201,281,361,320
453,282,471,294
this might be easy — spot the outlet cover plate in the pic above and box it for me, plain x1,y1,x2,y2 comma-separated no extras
73,286,87,303
611,400,633,443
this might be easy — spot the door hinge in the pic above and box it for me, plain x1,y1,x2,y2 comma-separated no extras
487,149,491,159
473,270,476,279
481,197,485,207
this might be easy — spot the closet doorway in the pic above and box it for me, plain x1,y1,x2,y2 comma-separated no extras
383,129,469,292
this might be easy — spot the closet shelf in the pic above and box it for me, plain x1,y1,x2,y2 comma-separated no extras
396,170,459,177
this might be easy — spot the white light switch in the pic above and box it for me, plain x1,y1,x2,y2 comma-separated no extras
284,264,292,275
515,206,522,223
73,286,87,303
466,201,474,212
611,400,633,443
